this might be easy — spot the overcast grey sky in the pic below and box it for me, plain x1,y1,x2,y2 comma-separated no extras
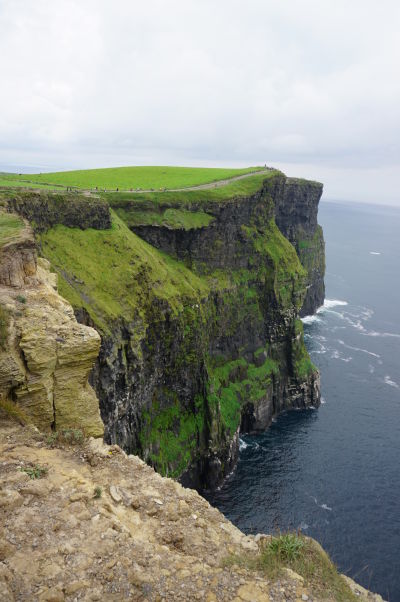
1,0,399,203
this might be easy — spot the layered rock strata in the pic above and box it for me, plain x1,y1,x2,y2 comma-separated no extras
4,190,111,232
0,211,103,436
271,176,325,315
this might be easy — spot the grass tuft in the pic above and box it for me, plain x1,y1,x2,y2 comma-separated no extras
46,428,84,447
0,399,29,425
93,486,102,499
20,464,48,479
224,533,358,602
267,533,305,562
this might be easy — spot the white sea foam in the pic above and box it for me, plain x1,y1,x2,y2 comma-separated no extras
239,438,248,451
320,299,348,310
310,339,327,355
331,350,352,362
369,251,381,255
320,397,327,404
301,314,323,325
321,504,333,511
337,339,380,358
368,364,375,374
384,376,399,389
361,330,400,339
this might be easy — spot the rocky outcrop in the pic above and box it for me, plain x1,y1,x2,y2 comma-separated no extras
0,212,103,436
0,422,385,602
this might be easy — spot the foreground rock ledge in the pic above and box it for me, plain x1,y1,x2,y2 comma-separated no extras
0,423,384,602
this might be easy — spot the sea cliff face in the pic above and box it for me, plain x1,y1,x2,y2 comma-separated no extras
0,171,324,489
271,176,325,316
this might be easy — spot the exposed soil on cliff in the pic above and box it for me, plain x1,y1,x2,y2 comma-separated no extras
0,422,383,602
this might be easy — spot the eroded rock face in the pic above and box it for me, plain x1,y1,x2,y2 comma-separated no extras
0,216,103,437
4,190,111,232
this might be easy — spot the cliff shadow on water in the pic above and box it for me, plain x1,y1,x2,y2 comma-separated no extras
0,170,325,490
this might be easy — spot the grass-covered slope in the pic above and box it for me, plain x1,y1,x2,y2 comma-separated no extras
40,211,209,334
0,176,64,190
3,165,265,191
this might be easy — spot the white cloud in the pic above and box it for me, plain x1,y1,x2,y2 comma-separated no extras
1,0,399,202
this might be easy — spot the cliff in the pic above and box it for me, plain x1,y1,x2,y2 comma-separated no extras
0,170,323,489
0,421,384,601
0,176,386,602
0,209,103,436
270,177,325,316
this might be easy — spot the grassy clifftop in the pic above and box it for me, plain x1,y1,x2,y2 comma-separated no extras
0,165,266,191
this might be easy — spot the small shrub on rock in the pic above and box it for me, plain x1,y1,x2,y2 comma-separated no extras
21,464,48,479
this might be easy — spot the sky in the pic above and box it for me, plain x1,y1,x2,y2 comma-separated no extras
1,0,399,204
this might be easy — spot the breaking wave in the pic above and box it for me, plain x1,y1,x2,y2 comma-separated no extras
320,299,348,310
384,376,399,389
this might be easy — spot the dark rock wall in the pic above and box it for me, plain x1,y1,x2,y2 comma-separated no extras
270,176,325,315
2,191,111,232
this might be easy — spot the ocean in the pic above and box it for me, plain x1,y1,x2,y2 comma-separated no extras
206,200,400,600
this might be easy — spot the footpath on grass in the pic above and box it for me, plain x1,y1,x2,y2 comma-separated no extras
0,168,275,195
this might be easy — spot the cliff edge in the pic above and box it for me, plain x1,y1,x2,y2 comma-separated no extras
0,422,384,602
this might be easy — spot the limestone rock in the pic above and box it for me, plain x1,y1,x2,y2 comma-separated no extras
0,216,103,437
0,424,385,602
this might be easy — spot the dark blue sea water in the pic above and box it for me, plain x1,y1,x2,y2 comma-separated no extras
206,201,400,601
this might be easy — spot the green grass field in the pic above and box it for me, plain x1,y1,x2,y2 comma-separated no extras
0,175,65,190
2,166,265,191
